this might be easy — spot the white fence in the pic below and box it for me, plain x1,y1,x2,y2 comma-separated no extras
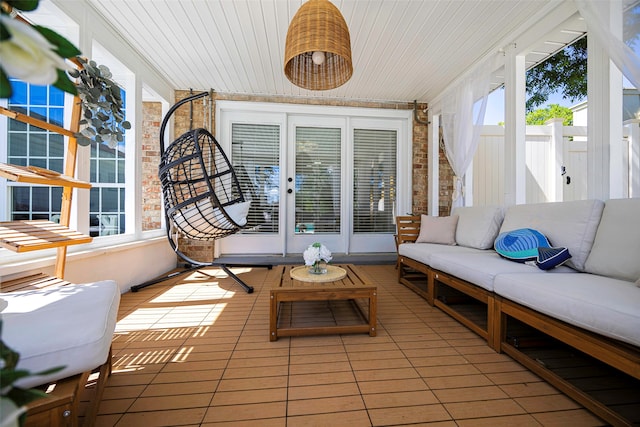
473,119,640,205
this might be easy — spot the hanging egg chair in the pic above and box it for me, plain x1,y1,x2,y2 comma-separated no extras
132,91,269,293
160,126,250,241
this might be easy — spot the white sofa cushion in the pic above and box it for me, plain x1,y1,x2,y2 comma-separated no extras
494,273,640,347
173,199,250,239
430,252,576,292
1,280,120,388
453,205,504,249
398,242,482,267
584,198,640,282
500,199,604,271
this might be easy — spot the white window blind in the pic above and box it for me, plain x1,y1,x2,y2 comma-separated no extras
295,127,341,234
231,123,280,233
353,128,397,233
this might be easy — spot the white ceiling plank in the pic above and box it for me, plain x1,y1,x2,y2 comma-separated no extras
82,0,581,104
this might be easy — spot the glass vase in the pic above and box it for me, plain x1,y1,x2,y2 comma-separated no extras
309,261,327,274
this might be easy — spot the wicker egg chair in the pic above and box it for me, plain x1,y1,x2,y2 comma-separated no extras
131,92,269,293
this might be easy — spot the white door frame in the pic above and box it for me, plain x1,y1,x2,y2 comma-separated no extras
216,100,412,256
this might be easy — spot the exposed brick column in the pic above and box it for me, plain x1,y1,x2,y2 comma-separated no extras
438,129,454,216
141,101,163,231
412,103,428,215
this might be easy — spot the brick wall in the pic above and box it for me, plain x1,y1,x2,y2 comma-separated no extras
412,105,428,215
166,91,451,261
141,101,163,231
438,128,454,216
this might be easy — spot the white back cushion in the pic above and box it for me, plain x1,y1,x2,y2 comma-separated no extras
499,199,604,271
584,198,640,282
453,205,504,249
415,215,458,245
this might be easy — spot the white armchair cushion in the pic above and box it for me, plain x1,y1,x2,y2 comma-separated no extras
1,280,120,388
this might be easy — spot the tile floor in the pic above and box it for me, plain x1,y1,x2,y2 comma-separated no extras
95,264,605,426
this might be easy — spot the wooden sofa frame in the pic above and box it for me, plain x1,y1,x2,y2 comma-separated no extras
396,215,640,427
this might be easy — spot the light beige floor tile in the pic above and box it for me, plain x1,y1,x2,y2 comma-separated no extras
368,404,452,425
363,390,439,408
288,382,361,400
210,387,287,405
287,395,365,416
531,409,607,426
128,393,212,412
455,414,543,426
286,410,372,427
433,385,509,403
444,398,527,419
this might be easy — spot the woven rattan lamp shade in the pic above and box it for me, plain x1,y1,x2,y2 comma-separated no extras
284,0,353,91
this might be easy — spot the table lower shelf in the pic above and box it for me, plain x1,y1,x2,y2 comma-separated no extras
273,298,374,340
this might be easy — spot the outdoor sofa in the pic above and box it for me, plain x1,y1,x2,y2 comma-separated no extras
397,198,640,426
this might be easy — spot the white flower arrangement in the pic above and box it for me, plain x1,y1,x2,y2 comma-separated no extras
0,15,70,86
0,1,81,99
303,242,332,267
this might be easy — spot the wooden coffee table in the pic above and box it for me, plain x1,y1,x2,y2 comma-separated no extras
269,264,377,341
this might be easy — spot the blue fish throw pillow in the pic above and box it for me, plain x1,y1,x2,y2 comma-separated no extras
494,228,571,270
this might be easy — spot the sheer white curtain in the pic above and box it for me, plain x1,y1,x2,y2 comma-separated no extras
440,54,496,210
575,0,640,89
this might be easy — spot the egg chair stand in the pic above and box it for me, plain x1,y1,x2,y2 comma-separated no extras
131,92,270,293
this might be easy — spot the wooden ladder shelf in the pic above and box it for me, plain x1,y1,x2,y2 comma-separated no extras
0,95,91,279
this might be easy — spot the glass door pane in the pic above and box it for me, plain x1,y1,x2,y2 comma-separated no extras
294,127,341,235
353,129,397,233
231,123,280,233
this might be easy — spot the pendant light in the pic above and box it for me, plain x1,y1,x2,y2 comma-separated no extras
284,0,353,90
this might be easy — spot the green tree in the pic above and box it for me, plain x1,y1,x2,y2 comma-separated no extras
526,104,574,125
526,37,587,112
526,5,639,112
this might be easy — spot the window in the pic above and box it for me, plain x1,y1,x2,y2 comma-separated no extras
89,139,126,236
353,129,397,233
87,43,134,237
5,79,128,236
7,80,65,221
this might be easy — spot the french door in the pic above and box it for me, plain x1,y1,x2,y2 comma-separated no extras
286,117,346,253
216,103,409,256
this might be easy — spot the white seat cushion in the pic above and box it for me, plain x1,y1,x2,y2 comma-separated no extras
430,252,576,292
398,243,483,267
173,199,250,239
494,273,640,347
1,280,120,388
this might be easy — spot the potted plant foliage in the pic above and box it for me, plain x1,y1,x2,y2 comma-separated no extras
70,57,131,148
